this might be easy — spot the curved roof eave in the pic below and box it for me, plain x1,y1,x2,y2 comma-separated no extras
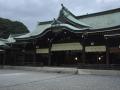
15,23,88,40
15,33,31,39
0,40,10,49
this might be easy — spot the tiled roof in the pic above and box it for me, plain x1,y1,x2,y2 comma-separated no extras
77,8,120,29
12,6,120,40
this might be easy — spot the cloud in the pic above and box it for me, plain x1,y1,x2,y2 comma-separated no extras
0,0,120,31
96,0,120,3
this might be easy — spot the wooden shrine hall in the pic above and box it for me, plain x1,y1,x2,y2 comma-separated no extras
0,5,120,69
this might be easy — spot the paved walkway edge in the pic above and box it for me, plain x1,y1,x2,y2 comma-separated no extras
1,66,120,76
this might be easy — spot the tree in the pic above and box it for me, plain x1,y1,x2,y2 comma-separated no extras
0,17,29,38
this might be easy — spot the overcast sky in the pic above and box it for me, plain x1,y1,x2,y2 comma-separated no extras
0,0,120,31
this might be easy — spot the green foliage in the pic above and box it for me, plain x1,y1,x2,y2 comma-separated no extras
0,17,29,38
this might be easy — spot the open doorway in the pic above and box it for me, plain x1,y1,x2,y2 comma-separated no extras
86,52,106,64
51,51,82,66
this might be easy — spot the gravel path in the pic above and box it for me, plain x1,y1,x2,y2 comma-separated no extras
0,69,120,90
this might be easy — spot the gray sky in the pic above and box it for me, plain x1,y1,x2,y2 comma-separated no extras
0,0,120,31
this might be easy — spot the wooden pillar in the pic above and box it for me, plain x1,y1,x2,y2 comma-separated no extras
2,51,6,68
15,50,18,66
13,49,17,66
15,50,18,65
33,41,36,66
11,49,15,65
105,38,109,65
22,44,26,66
106,45,109,65
48,39,52,66
9,48,14,65
22,50,25,66
82,34,86,64
82,44,85,64
10,44,16,66
48,47,51,66
33,52,36,66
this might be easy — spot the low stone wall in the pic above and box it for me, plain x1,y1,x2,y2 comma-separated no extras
78,69,120,76
3,66,78,74
2,66,120,76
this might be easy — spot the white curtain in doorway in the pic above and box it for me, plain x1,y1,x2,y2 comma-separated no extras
85,46,106,52
51,43,82,51
36,48,49,53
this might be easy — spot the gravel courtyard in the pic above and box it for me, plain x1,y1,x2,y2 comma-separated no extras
0,69,120,90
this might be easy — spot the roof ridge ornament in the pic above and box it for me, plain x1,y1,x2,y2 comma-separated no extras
7,34,16,43
61,4,64,8
51,18,62,25
60,4,76,17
